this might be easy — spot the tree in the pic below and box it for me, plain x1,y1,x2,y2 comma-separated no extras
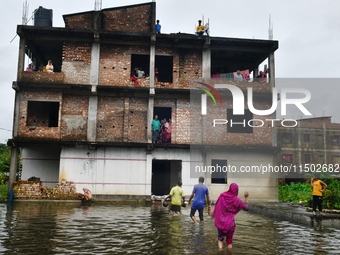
0,144,11,184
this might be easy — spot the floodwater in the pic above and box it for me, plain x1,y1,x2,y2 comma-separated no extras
0,202,339,255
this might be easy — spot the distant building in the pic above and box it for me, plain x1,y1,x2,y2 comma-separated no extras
277,117,340,183
9,3,279,200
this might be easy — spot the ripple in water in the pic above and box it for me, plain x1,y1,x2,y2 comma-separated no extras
0,203,339,254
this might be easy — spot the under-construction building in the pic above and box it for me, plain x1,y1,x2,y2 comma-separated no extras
9,2,280,200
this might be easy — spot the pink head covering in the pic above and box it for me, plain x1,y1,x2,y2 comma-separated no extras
212,183,248,233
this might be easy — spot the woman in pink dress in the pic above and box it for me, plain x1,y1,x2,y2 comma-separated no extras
212,183,249,251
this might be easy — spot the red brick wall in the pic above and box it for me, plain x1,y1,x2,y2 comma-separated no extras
14,180,79,200
21,71,64,84
61,95,88,141
17,91,62,140
188,96,273,146
99,44,149,87
97,96,124,142
64,13,93,29
64,4,153,32
99,45,203,89
102,5,152,33
62,42,92,85
178,49,202,88
96,96,148,143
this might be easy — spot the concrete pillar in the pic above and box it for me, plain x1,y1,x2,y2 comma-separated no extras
147,97,154,143
149,37,156,89
254,67,259,79
123,98,130,142
269,52,275,88
8,146,19,195
147,40,156,143
89,43,100,92
17,37,26,81
268,52,276,150
323,119,327,163
87,95,98,142
12,93,20,138
202,48,211,79
87,41,100,142
146,153,153,195
297,121,302,165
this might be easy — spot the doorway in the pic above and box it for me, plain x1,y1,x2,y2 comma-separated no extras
151,160,182,195
153,107,171,123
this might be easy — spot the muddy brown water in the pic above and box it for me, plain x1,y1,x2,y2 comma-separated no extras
0,202,339,254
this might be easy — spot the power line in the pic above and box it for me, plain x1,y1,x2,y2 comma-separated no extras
0,128,12,132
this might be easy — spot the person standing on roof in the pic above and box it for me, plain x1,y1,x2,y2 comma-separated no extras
155,20,161,34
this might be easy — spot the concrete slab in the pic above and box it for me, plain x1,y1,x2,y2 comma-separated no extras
250,202,340,228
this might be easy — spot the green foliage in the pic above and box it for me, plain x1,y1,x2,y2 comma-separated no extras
0,185,8,200
0,144,11,173
0,172,6,185
279,179,340,209
322,179,340,209
278,182,312,206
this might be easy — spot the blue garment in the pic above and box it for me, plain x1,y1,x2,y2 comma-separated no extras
191,183,209,210
155,23,161,33
151,119,161,131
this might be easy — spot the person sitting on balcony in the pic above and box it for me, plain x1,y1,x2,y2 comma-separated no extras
137,68,145,78
26,63,34,71
257,71,266,83
234,70,243,82
196,20,205,36
46,60,54,73
131,67,139,87
155,67,159,83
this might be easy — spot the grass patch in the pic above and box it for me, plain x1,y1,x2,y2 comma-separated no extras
0,185,8,200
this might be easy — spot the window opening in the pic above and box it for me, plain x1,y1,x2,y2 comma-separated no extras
282,133,293,144
26,101,59,127
211,159,228,184
304,134,310,143
153,107,172,143
283,154,293,164
227,109,253,133
131,54,173,83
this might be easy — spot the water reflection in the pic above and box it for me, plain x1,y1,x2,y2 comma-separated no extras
0,202,339,254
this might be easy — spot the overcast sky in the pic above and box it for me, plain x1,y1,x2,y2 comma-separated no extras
0,0,339,143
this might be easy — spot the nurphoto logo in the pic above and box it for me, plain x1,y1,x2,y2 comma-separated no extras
199,82,312,128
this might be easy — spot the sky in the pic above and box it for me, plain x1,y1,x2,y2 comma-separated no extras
0,0,339,143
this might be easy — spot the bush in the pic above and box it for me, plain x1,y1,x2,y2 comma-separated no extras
0,172,6,185
278,182,312,206
0,185,8,200
323,179,340,209
279,179,340,209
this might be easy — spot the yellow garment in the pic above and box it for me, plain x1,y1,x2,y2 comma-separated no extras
170,185,184,205
196,25,204,33
312,180,323,196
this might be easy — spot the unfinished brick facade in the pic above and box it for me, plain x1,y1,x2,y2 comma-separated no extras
10,2,282,200
277,117,340,175
13,1,279,148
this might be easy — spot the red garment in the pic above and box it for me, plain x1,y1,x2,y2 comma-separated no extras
131,75,139,87
212,183,249,234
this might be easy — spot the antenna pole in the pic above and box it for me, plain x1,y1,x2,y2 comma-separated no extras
94,0,102,11
22,0,29,25
268,14,273,40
